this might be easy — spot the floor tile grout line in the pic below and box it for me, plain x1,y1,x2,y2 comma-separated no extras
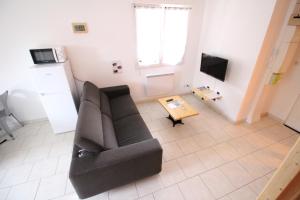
197,173,229,200
176,176,215,200
207,170,271,200
0,177,40,192
247,176,266,196
2,131,284,200
133,182,141,199
173,183,186,200
155,120,277,146
217,162,251,192
162,139,288,199
160,131,295,167
2,186,12,200
151,183,186,200
48,192,76,200
1,97,298,200
157,168,271,199
161,157,276,200
1,162,35,190
142,165,275,200
63,174,70,198
172,142,277,177
1,178,42,199
33,178,42,200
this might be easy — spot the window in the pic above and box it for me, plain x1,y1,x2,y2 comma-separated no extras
135,5,190,66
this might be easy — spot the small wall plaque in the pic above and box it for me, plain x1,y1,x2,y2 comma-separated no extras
72,23,88,33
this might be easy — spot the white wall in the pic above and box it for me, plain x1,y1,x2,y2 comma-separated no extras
0,0,204,122
268,56,300,121
245,0,297,123
192,0,276,121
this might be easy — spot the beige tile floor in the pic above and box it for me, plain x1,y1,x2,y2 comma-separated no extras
0,94,298,200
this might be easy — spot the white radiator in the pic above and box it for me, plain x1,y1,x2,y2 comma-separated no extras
145,73,175,96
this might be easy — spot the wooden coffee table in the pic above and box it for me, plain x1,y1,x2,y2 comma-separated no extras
158,96,198,127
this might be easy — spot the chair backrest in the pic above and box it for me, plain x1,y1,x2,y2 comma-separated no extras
0,91,9,115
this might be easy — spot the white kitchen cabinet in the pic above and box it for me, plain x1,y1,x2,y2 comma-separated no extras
31,60,78,134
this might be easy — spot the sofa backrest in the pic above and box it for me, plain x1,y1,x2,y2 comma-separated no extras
75,101,104,152
81,81,100,108
75,81,118,153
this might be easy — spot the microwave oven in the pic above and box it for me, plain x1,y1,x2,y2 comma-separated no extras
29,47,67,64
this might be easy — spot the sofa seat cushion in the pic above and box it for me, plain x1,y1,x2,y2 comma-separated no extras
110,95,139,121
102,114,118,149
81,81,100,107
75,101,104,152
114,114,152,146
100,92,112,118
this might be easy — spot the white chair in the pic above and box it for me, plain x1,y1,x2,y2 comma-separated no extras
0,91,24,139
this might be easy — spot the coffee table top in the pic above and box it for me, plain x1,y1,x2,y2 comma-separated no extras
158,96,198,121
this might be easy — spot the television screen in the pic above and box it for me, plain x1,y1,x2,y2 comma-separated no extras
200,53,228,81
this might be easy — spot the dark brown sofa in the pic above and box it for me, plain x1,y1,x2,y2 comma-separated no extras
69,81,163,199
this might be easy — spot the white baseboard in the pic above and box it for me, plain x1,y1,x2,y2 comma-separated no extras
266,113,284,123
22,118,48,125
135,91,192,103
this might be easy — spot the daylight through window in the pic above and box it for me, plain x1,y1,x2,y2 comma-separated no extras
135,5,190,66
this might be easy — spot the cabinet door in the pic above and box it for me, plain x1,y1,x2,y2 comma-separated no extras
40,93,77,134
285,95,300,132
32,66,70,94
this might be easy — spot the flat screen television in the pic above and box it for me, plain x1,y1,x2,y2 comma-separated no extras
200,53,228,82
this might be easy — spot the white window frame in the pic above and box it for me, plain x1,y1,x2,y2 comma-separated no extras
133,3,192,68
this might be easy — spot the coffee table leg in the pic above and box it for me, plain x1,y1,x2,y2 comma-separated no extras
167,115,184,127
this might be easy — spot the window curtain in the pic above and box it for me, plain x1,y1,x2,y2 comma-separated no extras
161,8,190,65
135,5,190,66
135,6,163,66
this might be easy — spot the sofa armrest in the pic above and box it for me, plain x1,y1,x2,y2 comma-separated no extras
70,139,162,176
99,85,130,99
96,138,162,167
69,139,162,198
